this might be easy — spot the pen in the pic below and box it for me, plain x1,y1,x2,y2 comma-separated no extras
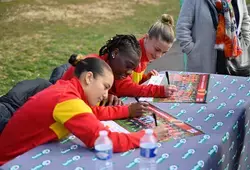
165,71,170,85
135,97,140,102
135,97,157,126
152,113,158,126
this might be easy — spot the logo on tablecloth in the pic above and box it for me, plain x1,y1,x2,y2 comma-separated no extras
10,165,20,170
32,149,51,159
62,155,81,166
31,160,51,170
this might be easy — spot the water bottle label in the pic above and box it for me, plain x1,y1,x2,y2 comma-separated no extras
140,147,157,158
95,149,113,160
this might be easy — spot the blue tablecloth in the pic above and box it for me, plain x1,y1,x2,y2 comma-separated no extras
1,73,250,170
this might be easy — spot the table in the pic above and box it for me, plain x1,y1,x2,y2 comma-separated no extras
1,72,250,170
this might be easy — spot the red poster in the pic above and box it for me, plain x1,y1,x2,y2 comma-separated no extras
106,104,204,142
140,73,210,103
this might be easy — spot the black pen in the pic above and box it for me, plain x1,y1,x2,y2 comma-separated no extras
135,97,140,103
152,113,158,127
165,71,170,85
135,97,157,126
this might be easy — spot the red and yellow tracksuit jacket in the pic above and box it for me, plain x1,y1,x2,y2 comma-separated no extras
0,78,144,165
113,37,165,97
61,37,165,97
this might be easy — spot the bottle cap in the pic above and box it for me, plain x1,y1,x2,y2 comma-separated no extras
99,130,108,136
145,129,153,134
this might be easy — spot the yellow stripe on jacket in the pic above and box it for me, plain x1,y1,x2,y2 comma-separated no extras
131,71,145,84
50,99,93,139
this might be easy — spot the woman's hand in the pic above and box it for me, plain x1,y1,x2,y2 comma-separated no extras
99,94,123,106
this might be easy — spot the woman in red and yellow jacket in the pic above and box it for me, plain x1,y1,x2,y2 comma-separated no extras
62,31,177,98
114,14,176,97
0,57,169,165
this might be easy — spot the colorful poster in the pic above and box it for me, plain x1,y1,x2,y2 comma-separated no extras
140,73,210,103
102,104,203,142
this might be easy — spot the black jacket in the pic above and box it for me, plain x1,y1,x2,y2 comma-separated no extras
49,63,70,84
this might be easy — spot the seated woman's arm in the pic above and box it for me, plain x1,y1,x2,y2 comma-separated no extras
53,98,144,152
114,76,165,97
91,105,129,120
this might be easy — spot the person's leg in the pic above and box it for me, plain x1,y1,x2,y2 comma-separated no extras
0,103,12,133
0,79,52,133
0,79,52,111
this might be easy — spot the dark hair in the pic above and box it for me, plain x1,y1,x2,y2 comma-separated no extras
70,56,112,78
99,34,141,59
68,54,86,66
148,14,175,43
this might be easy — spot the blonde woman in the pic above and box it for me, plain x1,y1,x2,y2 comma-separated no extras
113,14,177,97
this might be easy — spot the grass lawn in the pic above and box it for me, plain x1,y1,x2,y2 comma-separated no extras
1,0,249,95
0,0,180,95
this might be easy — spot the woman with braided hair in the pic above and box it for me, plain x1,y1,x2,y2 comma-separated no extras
64,34,141,81
62,34,143,102
62,15,177,98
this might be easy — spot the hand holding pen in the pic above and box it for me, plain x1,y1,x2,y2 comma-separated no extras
164,85,178,97
165,71,178,97
128,101,149,118
153,125,170,141
134,97,158,127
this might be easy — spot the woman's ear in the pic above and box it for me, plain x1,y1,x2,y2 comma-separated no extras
112,48,119,59
85,71,94,85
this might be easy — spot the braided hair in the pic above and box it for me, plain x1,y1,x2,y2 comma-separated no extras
99,34,141,59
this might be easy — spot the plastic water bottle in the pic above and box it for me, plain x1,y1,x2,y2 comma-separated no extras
94,130,113,170
139,129,157,170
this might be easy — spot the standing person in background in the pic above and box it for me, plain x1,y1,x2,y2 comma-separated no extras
176,0,250,74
